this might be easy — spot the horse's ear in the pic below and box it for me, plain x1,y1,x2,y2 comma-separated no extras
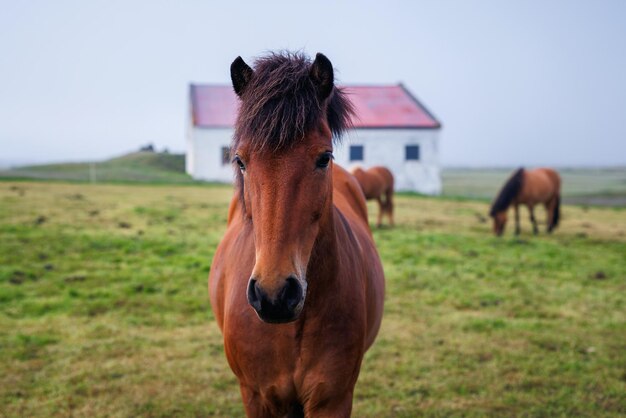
310,53,334,101
231,56,253,97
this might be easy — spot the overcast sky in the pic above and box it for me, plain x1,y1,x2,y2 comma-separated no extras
1,0,625,167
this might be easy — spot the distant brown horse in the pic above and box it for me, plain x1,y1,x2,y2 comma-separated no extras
489,167,561,236
350,166,395,227
209,52,385,417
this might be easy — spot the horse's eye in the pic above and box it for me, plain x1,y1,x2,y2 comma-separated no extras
316,152,333,169
234,156,246,171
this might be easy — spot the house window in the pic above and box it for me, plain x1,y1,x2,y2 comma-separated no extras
221,146,230,165
405,145,420,161
350,145,364,161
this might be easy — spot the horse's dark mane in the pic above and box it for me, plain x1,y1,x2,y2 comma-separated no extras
489,168,524,216
232,51,354,153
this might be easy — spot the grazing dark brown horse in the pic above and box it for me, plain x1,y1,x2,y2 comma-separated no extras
209,52,385,417
350,166,395,227
489,167,561,236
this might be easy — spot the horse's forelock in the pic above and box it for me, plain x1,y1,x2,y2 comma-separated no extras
232,52,354,153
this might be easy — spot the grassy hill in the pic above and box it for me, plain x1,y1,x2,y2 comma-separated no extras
0,181,624,417
0,152,195,184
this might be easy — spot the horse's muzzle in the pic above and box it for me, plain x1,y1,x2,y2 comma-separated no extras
247,276,305,323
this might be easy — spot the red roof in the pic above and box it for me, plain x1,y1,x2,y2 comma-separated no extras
190,84,440,129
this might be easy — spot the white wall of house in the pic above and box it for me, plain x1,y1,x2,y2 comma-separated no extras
185,110,195,175
333,129,441,195
186,127,441,195
186,127,234,183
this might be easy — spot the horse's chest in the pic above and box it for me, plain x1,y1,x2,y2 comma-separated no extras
223,314,364,388
223,313,298,379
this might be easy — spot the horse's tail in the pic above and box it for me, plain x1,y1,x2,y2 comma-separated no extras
548,169,561,231
551,194,561,230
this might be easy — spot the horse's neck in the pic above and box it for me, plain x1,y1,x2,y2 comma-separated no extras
305,207,340,294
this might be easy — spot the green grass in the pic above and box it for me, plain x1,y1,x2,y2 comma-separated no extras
443,167,626,206
0,152,195,184
0,181,625,417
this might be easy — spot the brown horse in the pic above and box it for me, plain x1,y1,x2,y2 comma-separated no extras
489,167,561,236
350,166,395,227
209,52,385,417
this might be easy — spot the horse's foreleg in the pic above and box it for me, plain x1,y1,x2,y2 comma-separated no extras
304,391,353,418
514,204,520,235
239,385,274,418
528,205,538,235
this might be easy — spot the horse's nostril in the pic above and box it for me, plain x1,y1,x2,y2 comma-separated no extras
282,277,303,311
247,279,262,311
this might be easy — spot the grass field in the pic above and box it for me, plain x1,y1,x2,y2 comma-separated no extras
1,181,625,417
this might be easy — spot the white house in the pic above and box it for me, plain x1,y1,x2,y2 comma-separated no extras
186,84,442,194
